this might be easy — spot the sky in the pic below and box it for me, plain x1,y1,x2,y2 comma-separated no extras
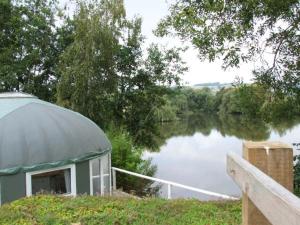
123,0,255,85
61,0,256,85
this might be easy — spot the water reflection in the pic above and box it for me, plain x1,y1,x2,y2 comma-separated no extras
143,114,300,200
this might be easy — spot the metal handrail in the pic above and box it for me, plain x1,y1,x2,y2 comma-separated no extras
112,167,238,200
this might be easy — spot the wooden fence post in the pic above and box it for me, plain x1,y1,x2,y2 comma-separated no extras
242,141,293,225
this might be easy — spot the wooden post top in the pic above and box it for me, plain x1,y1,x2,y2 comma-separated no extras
243,141,292,150
242,140,294,225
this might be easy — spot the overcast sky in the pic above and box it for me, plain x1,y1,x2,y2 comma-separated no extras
124,0,257,85
62,0,256,85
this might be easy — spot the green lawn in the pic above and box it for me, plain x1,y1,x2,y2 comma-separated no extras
0,195,241,225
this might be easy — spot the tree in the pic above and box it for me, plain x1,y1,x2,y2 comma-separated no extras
57,0,125,125
156,0,300,96
184,88,216,113
118,44,187,147
0,0,60,101
57,0,187,137
235,84,266,117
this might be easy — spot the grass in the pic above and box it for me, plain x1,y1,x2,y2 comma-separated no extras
0,195,241,225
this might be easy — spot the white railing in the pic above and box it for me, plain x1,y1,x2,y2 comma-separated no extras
112,167,238,200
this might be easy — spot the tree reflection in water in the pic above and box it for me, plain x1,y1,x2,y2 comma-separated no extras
135,113,300,152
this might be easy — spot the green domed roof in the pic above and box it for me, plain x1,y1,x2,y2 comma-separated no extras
0,92,111,175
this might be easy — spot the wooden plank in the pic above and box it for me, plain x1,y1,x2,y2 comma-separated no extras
242,141,293,225
227,152,300,225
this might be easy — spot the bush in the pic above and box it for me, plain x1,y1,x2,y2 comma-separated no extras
107,127,158,196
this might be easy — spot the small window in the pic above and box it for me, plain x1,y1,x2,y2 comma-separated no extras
31,169,71,195
26,165,76,196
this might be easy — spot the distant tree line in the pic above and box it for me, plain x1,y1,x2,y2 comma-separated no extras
158,82,300,123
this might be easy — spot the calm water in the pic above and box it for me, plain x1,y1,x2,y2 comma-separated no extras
143,115,300,200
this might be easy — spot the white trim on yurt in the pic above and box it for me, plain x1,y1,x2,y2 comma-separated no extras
25,164,77,197
0,179,2,206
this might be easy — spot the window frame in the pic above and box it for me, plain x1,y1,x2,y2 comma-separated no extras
25,164,77,197
89,153,112,196
0,178,2,206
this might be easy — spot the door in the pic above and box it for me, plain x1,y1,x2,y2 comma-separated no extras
90,154,111,195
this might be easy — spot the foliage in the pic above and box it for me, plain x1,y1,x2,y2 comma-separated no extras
117,45,187,147
151,84,300,147
107,127,158,196
154,96,178,122
0,0,61,101
236,85,266,117
161,86,258,119
156,0,300,96
107,81,300,151
57,0,126,125
57,0,187,130
218,84,266,117
217,88,241,115
161,87,217,120
184,88,216,113
163,84,299,123
0,195,241,225
260,96,300,121
294,155,300,196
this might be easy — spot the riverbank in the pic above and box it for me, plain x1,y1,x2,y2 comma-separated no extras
0,195,241,225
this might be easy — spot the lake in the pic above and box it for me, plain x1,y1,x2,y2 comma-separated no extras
143,114,300,200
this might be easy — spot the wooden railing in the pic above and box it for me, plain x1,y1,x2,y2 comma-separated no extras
227,141,300,225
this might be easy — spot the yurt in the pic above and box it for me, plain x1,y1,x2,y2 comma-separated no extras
0,92,112,204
